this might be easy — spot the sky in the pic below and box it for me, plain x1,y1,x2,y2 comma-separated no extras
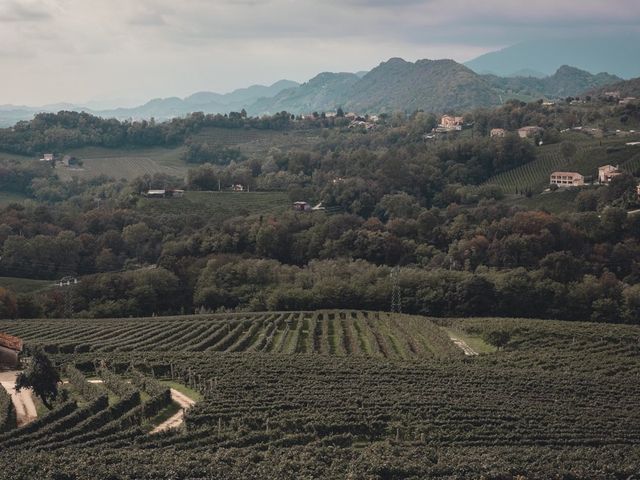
1,0,639,107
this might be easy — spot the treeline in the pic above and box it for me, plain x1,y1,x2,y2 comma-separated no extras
0,110,296,156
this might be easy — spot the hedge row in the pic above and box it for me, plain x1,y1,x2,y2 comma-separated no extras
0,387,16,433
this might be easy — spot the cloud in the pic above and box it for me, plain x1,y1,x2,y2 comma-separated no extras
0,0,639,105
0,1,52,22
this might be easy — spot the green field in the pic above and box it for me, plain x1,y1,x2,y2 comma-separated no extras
52,128,323,182
56,146,188,182
192,127,323,156
137,190,290,220
0,311,638,478
0,276,52,294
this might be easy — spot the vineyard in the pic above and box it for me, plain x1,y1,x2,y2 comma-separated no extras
0,311,461,360
484,136,640,194
0,312,638,478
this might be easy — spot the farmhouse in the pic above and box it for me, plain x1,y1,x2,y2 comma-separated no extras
598,165,622,184
232,184,245,192
490,128,507,138
143,189,185,198
293,201,311,212
518,126,544,139
440,115,464,129
0,333,23,370
550,171,585,187
39,153,54,162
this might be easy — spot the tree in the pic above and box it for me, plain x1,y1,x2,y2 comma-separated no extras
483,330,511,350
15,347,60,409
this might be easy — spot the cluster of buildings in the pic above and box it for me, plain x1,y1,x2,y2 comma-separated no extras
549,164,626,188
603,91,637,105
490,126,544,139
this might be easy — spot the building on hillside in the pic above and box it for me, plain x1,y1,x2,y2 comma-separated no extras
604,91,621,99
292,201,311,212
518,126,544,139
550,171,585,187
542,101,556,107
490,128,507,138
143,189,185,198
40,153,54,162
619,97,637,105
440,115,464,130
231,184,245,192
598,165,622,184
0,333,23,370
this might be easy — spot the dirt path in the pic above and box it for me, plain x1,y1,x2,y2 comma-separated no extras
0,371,37,426
151,389,196,434
448,335,479,356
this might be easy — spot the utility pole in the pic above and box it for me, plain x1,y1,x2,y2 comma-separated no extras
390,266,401,314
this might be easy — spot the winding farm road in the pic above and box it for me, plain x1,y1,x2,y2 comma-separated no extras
151,389,196,434
448,335,479,356
0,371,37,426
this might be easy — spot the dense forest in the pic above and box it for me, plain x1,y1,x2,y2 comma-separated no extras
0,97,639,322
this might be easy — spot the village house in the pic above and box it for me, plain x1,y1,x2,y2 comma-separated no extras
439,115,464,130
550,171,585,187
518,126,544,139
231,184,245,192
0,333,23,370
39,153,54,162
292,201,311,212
490,128,507,138
598,165,622,184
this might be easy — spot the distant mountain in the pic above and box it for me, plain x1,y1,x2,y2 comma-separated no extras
344,58,500,113
249,72,360,115
251,58,501,115
466,35,640,79
0,80,299,126
484,65,622,100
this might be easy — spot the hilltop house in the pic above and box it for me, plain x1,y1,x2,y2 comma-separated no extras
518,126,544,139
490,128,507,138
598,165,622,184
550,171,584,187
0,333,23,369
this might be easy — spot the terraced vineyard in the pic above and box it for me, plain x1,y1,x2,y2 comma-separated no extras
0,312,639,479
0,311,461,360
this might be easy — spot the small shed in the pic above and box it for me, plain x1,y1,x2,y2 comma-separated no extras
0,333,23,370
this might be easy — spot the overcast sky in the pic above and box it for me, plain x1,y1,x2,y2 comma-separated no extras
1,0,639,106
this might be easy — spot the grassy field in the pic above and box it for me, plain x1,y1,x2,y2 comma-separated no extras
56,146,189,182
192,127,323,156
136,190,290,220
502,188,581,214
52,128,323,182
0,276,52,294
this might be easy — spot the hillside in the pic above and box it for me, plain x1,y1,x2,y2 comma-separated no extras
0,312,638,478
485,65,621,100
589,76,640,98
345,58,500,113
252,58,501,114
248,72,360,115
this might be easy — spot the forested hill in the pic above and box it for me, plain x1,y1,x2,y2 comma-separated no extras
484,65,622,100
249,58,501,115
589,77,640,98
